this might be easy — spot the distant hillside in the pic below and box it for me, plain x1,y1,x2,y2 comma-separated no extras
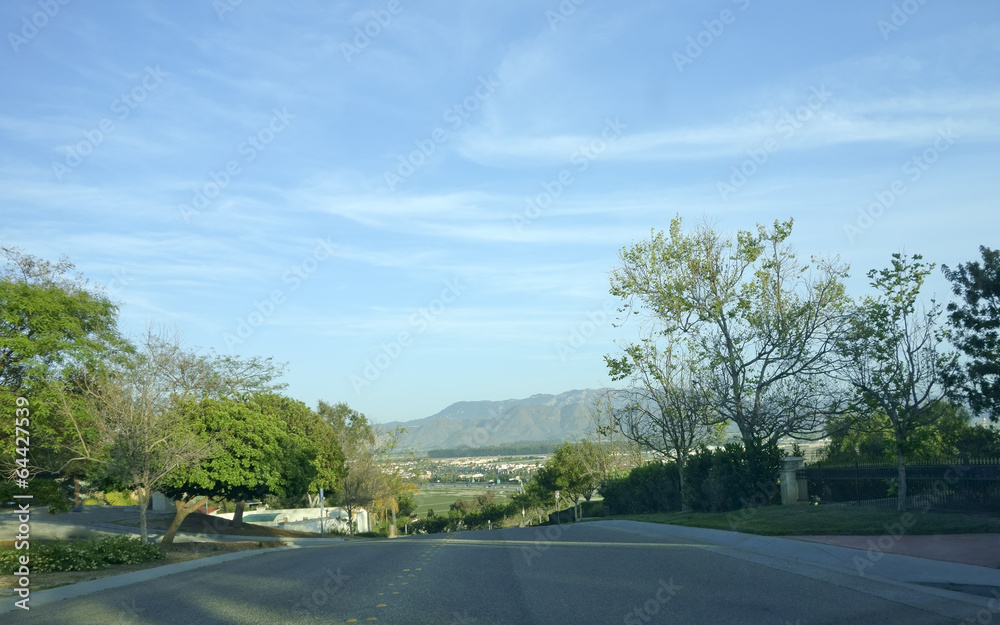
389,389,610,452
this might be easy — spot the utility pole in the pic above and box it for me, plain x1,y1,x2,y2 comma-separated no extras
319,488,325,539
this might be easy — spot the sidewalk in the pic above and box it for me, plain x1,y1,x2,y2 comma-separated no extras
597,519,1000,612
789,533,1000,569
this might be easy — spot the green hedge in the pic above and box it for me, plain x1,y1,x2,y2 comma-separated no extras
599,442,783,515
0,535,163,574
601,462,682,514
682,442,782,512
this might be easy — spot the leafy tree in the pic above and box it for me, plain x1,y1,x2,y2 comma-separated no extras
942,246,1000,422
609,217,851,456
159,395,317,543
835,253,956,510
822,402,976,464
0,247,125,488
254,394,345,509
317,400,375,458
0,246,123,393
396,491,417,518
606,338,724,504
528,443,599,521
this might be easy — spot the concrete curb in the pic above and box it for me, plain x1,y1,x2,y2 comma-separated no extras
0,543,305,614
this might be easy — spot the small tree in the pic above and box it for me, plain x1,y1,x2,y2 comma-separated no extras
335,454,386,535
81,329,214,542
606,338,724,505
836,253,956,510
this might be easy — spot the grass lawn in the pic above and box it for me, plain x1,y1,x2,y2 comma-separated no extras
412,486,514,517
607,504,1000,536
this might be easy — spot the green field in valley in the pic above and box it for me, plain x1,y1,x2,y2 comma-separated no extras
411,485,517,517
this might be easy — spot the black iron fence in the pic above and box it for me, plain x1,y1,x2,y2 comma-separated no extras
797,458,1000,512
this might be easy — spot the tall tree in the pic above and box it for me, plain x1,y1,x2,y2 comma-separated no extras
0,247,124,485
317,400,375,458
606,338,724,503
836,253,956,510
609,217,851,455
942,246,1000,422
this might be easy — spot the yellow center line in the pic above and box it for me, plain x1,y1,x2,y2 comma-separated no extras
442,539,713,549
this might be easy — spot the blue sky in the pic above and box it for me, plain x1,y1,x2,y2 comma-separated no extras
2,1,997,423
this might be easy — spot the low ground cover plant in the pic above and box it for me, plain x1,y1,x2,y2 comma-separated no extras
0,534,163,574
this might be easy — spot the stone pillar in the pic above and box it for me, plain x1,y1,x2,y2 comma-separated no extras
780,457,806,505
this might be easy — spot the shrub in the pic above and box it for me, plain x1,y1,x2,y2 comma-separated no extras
601,462,682,515
682,442,782,512
0,535,163,574
0,477,73,513
104,490,139,506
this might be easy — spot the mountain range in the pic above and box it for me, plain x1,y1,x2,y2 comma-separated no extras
389,389,610,451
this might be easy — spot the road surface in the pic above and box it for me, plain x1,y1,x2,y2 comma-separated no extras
10,521,986,624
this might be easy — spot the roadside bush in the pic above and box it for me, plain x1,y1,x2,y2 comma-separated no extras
683,442,781,512
0,535,163,574
600,462,682,515
411,514,451,534
0,477,73,513
103,490,139,506
579,500,606,517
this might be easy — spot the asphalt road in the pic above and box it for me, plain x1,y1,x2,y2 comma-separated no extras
11,521,985,624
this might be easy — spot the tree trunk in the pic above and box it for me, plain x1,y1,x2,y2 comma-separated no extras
232,500,246,529
389,507,398,538
896,448,907,511
162,496,207,545
347,505,355,535
137,486,149,543
74,476,82,512
678,456,690,512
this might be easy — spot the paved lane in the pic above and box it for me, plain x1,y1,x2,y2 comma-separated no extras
12,522,986,624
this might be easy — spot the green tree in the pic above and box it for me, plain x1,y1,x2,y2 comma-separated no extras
254,394,345,509
822,402,976,464
609,217,851,456
532,443,600,521
317,400,375,458
942,246,1000,422
0,247,125,490
836,253,956,510
159,395,317,543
